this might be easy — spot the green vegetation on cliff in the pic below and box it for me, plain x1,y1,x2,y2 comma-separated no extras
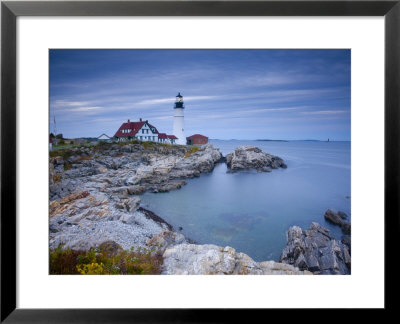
50,242,163,275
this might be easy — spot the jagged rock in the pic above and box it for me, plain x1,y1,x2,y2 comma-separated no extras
341,235,351,253
115,196,141,212
49,190,109,228
49,190,90,216
50,143,222,201
324,209,351,234
146,230,186,251
125,196,141,211
324,209,345,225
52,156,64,165
225,146,287,172
341,222,351,235
162,243,312,275
127,185,147,195
150,180,187,193
280,222,351,274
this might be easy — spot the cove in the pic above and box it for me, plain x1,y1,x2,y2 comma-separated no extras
140,140,351,262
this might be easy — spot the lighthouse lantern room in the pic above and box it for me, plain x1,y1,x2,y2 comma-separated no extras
173,92,185,145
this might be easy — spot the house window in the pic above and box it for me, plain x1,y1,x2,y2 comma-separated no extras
142,129,145,134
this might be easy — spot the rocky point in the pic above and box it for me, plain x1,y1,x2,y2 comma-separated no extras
225,145,287,172
280,222,351,275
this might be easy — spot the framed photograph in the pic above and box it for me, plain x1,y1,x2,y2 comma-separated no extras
1,0,398,321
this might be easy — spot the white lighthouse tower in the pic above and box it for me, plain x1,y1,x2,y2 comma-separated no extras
173,92,185,145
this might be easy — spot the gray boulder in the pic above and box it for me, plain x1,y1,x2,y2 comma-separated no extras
225,146,287,172
280,222,351,274
162,243,312,275
324,209,351,234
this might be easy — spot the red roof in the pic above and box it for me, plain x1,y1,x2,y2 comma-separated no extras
114,120,159,137
147,122,159,134
158,133,168,139
186,134,208,140
167,135,178,139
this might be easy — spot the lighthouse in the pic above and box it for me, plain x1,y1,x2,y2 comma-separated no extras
173,92,185,145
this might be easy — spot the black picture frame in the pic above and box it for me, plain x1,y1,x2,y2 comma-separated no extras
1,0,398,322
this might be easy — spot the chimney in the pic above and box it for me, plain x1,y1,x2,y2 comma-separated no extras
128,119,130,123
140,118,142,122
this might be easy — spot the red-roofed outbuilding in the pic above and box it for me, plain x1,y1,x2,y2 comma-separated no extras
186,134,208,145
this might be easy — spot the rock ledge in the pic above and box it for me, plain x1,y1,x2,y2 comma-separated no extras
226,146,287,172
280,222,351,275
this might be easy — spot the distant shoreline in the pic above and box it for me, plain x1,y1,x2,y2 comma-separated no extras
256,139,289,142
209,139,350,142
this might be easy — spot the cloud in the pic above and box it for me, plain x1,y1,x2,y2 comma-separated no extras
53,100,91,107
300,110,348,115
69,106,103,112
136,95,219,106
49,49,351,139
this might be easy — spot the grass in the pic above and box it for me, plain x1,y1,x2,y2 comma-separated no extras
184,146,200,158
142,141,154,149
116,139,140,146
50,140,184,160
49,243,163,275
50,149,74,159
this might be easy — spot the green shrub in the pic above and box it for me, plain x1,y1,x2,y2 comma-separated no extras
63,162,72,171
49,245,82,274
142,141,154,149
49,244,162,275
184,146,199,158
49,149,73,159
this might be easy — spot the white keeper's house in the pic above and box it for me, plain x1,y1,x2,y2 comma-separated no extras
114,118,177,144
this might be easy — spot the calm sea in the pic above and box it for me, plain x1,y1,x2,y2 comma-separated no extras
141,140,351,262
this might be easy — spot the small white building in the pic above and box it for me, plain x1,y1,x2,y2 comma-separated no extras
97,133,112,143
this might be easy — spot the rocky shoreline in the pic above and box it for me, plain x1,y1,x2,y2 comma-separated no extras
49,143,222,251
49,142,349,275
280,221,351,275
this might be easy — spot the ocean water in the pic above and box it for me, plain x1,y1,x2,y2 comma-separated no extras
140,140,351,262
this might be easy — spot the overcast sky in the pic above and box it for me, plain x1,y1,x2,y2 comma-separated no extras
49,49,350,140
